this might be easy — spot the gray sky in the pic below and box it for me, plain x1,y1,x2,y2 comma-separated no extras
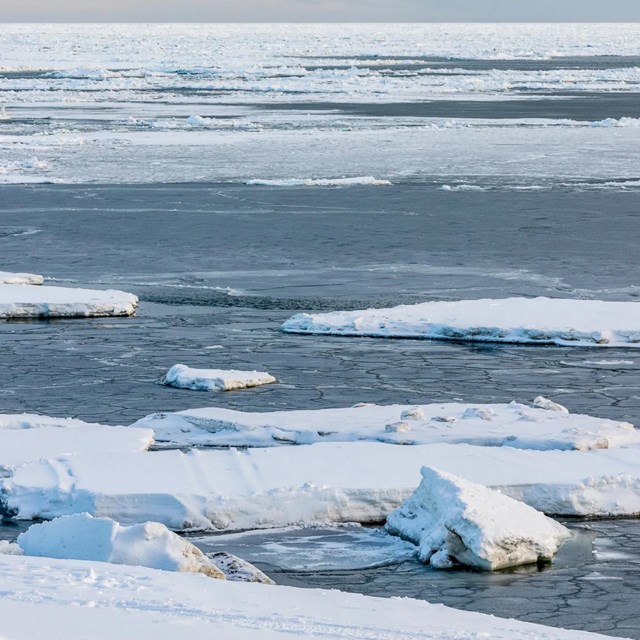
3,0,640,22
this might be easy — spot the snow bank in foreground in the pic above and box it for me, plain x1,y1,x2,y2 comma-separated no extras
0,414,153,469
245,176,392,186
163,364,276,392
0,555,613,640
0,271,44,285
282,297,640,347
386,467,570,570
0,284,138,318
17,514,225,579
131,399,639,450
4,443,640,530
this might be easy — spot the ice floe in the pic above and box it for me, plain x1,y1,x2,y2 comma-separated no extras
0,271,44,285
244,177,392,186
17,514,226,579
0,414,153,470
163,364,276,392
0,551,613,640
4,442,640,530
386,467,570,570
0,284,139,319
282,296,640,347
131,400,639,450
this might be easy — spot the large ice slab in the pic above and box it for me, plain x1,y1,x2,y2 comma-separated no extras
163,364,276,392
0,284,138,319
4,442,640,531
0,414,153,470
0,553,615,640
0,271,44,285
17,513,225,579
131,399,640,450
386,467,570,571
282,297,640,347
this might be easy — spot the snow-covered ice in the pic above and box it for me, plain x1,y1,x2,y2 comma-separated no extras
0,414,153,470
163,364,276,392
386,467,570,570
244,177,392,187
0,284,139,319
206,551,274,584
17,514,225,579
4,442,640,530
282,297,640,347
0,552,618,640
131,400,640,450
0,271,44,285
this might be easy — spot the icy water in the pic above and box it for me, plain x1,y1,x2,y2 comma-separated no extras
2,22,640,640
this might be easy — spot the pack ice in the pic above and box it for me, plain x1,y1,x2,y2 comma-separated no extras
4,441,640,531
282,297,640,347
0,284,139,319
386,467,570,570
131,398,640,449
163,364,276,392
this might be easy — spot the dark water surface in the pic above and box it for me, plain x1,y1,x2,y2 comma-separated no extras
2,183,640,637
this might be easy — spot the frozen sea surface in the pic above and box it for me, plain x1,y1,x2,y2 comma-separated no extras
1,24,640,185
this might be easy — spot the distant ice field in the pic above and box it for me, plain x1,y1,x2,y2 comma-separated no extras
1,24,639,185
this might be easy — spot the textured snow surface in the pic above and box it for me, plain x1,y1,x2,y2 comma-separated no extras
207,551,274,584
0,284,138,318
0,553,618,640
0,414,153,470
283,297,640,347
4,443,640,530
0,271,43,285
17,514,225,579
131,400,639,449
386,467,570,570
163,364,276,392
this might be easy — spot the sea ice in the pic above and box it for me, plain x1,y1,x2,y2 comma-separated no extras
386,467,570,570
4,442,640,530
0,284,138,319
0,551,616,640
282,297,640,347
0,414,153,470
0,271,44,285
130,400,639,450
17,514,225,579
163,364,276,392
206,551,274,584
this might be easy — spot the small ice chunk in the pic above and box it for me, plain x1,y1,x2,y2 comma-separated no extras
462,407,497,421
534,396,570,414
0,541,23,555
401,407,426,421
163,364,276,392
17,514,225,579
385,421,412,433
0,271,44,285
207,551,274,584
386,467,570,571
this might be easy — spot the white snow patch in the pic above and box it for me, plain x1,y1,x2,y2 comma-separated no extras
130,400,639,451
5,442,640,530
282,296,640,347
0,414,153,469
0,284,138,318
17,514,226,578
163,364,276,392
386,467,570,570
0,271,44,285
0,551,615,640
245,176,392,186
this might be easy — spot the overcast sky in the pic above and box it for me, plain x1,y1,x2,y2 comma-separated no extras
3,0,640,22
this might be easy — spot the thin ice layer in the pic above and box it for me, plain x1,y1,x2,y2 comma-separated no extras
130,399,639,449
282,297,640,347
